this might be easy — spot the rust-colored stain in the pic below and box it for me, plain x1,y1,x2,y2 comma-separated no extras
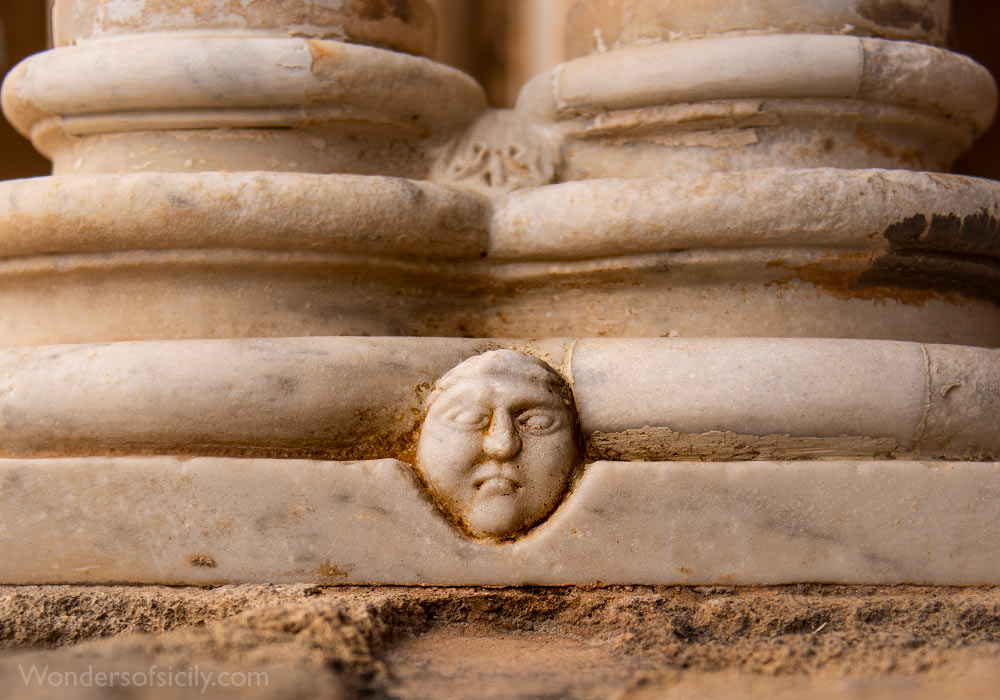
318,561,354,579
765,255,949,307
860,210,1000,305
307,38,336,62
765,209,1000,307
188,554,217,568
343,406,421,465
855,127,926,170
881,210,1000,256
588,427,901,462
5,429,421,462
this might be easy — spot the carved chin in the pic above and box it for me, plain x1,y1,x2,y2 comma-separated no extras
462,495,529,539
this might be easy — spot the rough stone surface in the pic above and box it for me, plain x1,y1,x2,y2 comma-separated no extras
2,585,1000,698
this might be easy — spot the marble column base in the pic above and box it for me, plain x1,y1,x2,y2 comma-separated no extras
2,457,998,586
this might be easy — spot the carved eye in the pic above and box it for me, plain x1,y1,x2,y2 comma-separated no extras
445,407,491,430
517,409,560,434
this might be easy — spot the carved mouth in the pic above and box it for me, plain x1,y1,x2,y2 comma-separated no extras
474,475,521,497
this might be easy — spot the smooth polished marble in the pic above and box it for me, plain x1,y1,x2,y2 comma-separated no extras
0,457,997,585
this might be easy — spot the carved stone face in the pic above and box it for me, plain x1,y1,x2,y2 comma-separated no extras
415,351,580,540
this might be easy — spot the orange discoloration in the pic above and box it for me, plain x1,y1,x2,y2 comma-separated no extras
319,561,354,579
307,39,336,62
764,249,975,308
188,554,217,568
855,127,926,170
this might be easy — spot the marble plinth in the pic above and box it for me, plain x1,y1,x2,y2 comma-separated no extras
0,457,997,585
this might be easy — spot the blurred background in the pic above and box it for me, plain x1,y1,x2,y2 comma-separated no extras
1,0,998,180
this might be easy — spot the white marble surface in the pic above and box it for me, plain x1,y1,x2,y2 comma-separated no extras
570,338,926,443
1,457,998,585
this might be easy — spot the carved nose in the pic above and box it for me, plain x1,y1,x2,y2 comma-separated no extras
483,411,522,459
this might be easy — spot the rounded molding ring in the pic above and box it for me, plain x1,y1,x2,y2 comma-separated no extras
0,172,490,260
0,168,996,261
521,35,996,135
0,336,996,462
1,35,486,151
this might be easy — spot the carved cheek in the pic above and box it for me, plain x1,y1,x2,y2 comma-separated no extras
539,427,577,462
419,420,484,495
519,431,575,487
